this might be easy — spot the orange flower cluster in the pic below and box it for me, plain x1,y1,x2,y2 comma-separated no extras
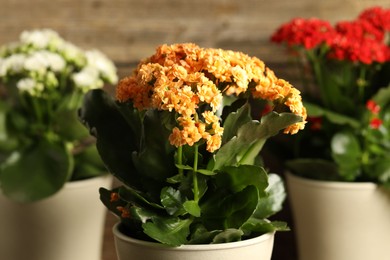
116,43,306,152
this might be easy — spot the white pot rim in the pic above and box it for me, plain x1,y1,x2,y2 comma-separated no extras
63,174,110,190
286,172,377,190
113,222,275,251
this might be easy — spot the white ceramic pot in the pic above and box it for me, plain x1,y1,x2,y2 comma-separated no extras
0,174,112,260
113,222,275,260
286,172,390,260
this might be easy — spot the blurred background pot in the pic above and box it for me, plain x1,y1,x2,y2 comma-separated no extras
0,174,112,260
286,172,390,260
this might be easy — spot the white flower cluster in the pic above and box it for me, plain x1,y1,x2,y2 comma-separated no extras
0,28,118,96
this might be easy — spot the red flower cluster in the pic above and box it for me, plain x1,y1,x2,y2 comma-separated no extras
271,6,390,64
270,18,336,50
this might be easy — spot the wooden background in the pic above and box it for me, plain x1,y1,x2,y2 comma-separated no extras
1,0,389,259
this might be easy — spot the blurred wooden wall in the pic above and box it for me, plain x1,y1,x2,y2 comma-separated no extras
1,0,388,77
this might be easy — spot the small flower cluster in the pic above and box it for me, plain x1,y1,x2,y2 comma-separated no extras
0,28,118,96
366,99,383,129
271,6,390,64
116,43,306,152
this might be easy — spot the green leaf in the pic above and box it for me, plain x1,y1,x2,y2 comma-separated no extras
132,110,176,182
215,165,268,193
372,85,390,107
212,229,244,244
197,169,217,176
79,90,141,186
213,112,302,170
0,138,73,202
286,159,340,181
305,102,360,128
241,218,289,234
175,164,194,170
254,173,286,219
222,102,251,144
188,224,221,244
160,187,186,216
331,131,362,181
142,216,192,246
54,108,90,141
72,143,106,180
370,159,390,184
183,200,201,217
119,186,164,210
201,185,259,230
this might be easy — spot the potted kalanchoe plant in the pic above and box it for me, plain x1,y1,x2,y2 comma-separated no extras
270,6,390,260
80,43,306,259
271,6,390,183
0,28,118,260
0,28,118,202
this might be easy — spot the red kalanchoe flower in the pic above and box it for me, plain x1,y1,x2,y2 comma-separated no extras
358,6,390,32
366,99,381,114
328,20,390,64
370,117,383,129
271,18,336,50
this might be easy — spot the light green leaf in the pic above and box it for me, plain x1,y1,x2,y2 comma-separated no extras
183,200,201,217
142,217,192,246
331,132,362,181
213,112,302,170
254,173,286,218
212,229,244,244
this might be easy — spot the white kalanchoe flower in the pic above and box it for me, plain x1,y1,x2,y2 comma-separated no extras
85,50,118,84
58,42,86,67
24,51,49,73
16,78,44,96
44,51,66,72
2,54,26,74
20,29,63,49
23,50,65,73
72,66,103,92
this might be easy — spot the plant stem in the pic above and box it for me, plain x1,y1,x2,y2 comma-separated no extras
193,144,199,202
178,145,183,177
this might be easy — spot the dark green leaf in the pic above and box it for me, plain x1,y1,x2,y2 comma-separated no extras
201,185,258,230
79,90,141,186
286,159,340,181
215,165,268,193
305,102,360,128
222,102,251,144
160,187,186,216
119,186,164,210
0,138,73,202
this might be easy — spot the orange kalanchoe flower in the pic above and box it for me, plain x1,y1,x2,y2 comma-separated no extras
116,43,307,152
